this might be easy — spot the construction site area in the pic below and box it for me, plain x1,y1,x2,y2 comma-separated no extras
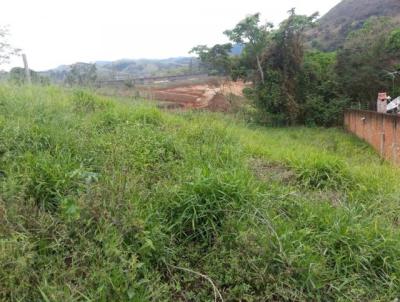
97,74,248,112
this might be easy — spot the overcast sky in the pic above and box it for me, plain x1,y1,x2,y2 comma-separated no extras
1,0,341,71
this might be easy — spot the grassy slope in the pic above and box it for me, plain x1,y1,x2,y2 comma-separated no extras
1,85,400,301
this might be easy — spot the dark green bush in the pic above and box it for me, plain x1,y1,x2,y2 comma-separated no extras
163,172,250,245
303,95,349,127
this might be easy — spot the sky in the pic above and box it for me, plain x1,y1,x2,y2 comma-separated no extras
1,0,341,71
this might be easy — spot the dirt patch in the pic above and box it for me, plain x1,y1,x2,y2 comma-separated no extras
97,79,249,111
207,93,231,112
150,86,210,109
309,191,344,207
249,158,296,184
250,158,346,206
220,81,247,97
149,80,248,110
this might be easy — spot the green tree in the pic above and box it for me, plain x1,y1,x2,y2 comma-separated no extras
190,44,233,76
65,63,97,86
224,13,272,84
0,26,20,66
386,29,400,53
254,9,318,124
9,67,50,85
298,51,348,126
274,9,317,122
336,17,400,102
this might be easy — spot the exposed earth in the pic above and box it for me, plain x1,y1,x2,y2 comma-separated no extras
149,80,248,111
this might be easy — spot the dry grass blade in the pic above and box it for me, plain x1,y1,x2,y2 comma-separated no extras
167,264,224,302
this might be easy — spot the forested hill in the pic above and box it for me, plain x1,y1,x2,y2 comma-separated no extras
41,57,200,82
311,0,400,50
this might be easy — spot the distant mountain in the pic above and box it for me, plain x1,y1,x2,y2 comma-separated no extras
310,0,400,51
42,57,201,82
41,45,246,83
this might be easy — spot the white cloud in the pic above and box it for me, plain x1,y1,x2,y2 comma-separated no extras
1,0,341,71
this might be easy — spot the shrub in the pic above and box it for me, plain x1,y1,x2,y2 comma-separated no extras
303,95,349,127
163,171,251,245
72,90,112,113
290,154,353,190
386,28,400,53
24,153,94,210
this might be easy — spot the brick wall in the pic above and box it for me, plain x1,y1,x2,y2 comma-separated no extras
344,109,400,165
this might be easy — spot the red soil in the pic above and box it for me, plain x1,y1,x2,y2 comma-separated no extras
150,81,247,111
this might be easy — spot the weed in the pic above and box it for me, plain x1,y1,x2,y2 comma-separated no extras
164,171,251,245
290,154,353,190
1,85,400,301
72,89,112,113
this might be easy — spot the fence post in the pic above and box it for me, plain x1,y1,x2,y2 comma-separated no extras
22,54,31,85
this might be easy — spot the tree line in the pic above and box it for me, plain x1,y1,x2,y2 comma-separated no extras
191,10,400,126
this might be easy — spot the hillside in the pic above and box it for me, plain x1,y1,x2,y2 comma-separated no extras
41,57,201,83
311,0,400,50
97,57,199,78
1,85,400,300
40,45,244,83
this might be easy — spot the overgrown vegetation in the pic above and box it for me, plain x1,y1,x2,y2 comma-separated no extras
336,17,400,101
8,67,50,85
1,85,400,301
65,63,98,87
193,9,400,126
309,0,400,51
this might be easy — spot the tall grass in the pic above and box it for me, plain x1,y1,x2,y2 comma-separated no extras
1,84,400,301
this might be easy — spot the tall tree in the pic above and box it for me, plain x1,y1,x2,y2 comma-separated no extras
190,43,233,76
8,67,50,85
65,63,97,86
336,17,400,101
255,9,317,124
224,13,272,84
271,9,318,122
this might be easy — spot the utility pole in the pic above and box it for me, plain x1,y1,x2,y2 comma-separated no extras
22,54,31,85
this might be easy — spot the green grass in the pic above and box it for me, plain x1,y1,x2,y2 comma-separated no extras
1,85,400,301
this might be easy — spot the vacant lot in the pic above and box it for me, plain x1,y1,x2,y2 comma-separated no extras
1,85,400,301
